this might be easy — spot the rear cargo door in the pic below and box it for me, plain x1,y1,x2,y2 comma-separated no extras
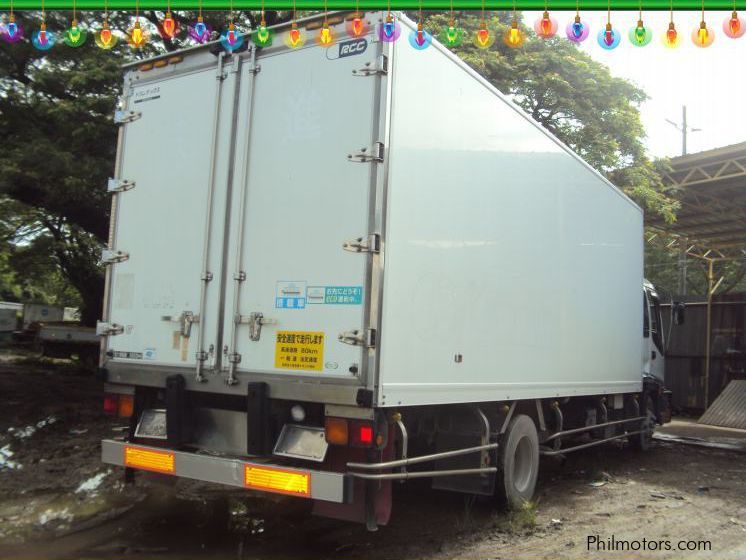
105,56,236,368
224,36,383,381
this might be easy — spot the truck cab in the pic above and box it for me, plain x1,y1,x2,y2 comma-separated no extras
643,280,665,383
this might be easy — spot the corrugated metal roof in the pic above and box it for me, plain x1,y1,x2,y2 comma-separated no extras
646,143,746,254
699,380,746,430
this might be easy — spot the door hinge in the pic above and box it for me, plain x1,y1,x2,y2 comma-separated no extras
101,249,130,264
195,350,209,362
338,328,376,348
352,55,388,77
343,233,381,254
114,110,142,124
348,142,384,164
96,321,124,336
107,178,136,193
161,311,199,337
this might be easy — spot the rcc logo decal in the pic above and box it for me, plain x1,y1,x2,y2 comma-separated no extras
338,38,368,58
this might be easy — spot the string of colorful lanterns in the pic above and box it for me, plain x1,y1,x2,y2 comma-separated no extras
2,8,745,51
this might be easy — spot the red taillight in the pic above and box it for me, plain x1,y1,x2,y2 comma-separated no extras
358,425,373,445
349,420,375,447
103,394,119,414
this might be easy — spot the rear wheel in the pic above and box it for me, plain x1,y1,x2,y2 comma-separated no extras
497,414,539,508
629,395,655,451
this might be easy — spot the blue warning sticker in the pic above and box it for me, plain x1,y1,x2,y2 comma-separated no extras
307,286,363,305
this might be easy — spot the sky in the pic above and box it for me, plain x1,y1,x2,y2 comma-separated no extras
525,10,744,159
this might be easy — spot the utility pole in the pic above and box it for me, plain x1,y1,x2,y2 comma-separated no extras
666,105,702,156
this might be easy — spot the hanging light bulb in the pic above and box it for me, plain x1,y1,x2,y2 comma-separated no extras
189,15,211,43
503,18,524,48
724,10,745,38
95,19,117,49
63,18,87,47
378,12,400,42
534,10,557,39
597,22,620,49
439,0,463,47
251,18,272,46
128,19,148,48
662,21,679,47
408,20,432,49
63,0,87,47
629,18,652,46
351,16,364,36
346,12,368,37
566,14,589,42
316,21,335,46
221,21,244,51
2,14,24,43
32,21,55,50
660,0,679,48
284,20,305,48
159,11,179,39
692,19,714,47
440,20,464,47
474,21,494,48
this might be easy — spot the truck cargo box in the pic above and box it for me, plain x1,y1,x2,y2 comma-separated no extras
100,12,643,409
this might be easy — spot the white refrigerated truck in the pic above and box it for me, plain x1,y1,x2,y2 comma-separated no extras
99,11,671,529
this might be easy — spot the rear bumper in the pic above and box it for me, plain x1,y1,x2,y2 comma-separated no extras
101,439,351,504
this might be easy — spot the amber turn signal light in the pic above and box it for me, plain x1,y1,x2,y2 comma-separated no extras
118,394,134,418
324,417,349,445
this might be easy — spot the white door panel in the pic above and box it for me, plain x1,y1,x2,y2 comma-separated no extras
107,66,234,369
223,39,380,379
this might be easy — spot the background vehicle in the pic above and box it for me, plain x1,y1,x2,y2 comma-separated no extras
38,323,99,366
98,11,671,530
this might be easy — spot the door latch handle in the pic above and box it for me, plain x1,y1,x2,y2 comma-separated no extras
239,312,277,341
161,311,198,337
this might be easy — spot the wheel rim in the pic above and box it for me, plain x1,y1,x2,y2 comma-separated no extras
513,436,533,493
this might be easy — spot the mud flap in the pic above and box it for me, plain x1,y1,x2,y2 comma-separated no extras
659,389,673,424
312,425,394,527
166,374,192,446
247,382,271,456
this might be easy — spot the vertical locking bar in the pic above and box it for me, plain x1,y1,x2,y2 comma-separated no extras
195,52,228,383
226,47,258,387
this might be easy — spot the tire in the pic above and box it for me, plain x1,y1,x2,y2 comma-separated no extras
497,414,540,509
629,395,655,451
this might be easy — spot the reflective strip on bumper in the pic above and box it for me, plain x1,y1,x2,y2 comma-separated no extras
124,445,175,474
101,439,349,503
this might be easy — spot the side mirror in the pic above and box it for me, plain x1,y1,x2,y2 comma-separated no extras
672,302,686,326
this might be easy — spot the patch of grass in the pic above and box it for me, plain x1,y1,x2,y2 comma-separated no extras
494,501,538,534
510,501,538,531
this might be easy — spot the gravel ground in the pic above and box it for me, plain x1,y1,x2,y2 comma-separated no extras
1,352,745,560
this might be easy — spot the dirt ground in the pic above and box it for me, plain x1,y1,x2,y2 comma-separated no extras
1,351,745,560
